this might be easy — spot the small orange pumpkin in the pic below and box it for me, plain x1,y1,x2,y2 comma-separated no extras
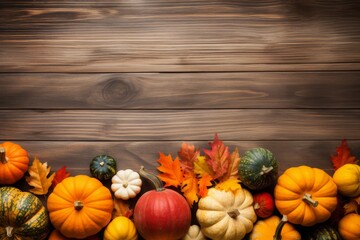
47,175,113,239
0,142,29,185
338,213,360,240
274,166,338,226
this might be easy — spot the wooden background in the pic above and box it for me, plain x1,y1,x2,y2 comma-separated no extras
1,0,360,209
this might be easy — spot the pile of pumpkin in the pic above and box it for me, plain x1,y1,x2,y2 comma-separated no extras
0,141,359,240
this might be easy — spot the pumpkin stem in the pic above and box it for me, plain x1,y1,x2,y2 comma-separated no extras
302,193,318,207
259,165,273,175
6,226,13,237
253,203,260,210
99,161,105,167
74,200,84,210
227,209,240,218
139,166,165,192
273,215,288,240
0,147,7,164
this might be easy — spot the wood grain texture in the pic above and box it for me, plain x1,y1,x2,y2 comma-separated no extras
13,140,360,175
1,109,359,141
1,72,360,109
1,0,360,72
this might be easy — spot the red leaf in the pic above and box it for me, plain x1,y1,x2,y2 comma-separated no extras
203,134,230,179
52,166,70,188
331,139,358,170
178,142,200,173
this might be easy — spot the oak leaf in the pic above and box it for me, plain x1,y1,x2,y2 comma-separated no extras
331,139,358,170
178,142,200,173
181,172,199,206
204,134,230,179
157,152,183,187
26,157,55,195
52,166,70,188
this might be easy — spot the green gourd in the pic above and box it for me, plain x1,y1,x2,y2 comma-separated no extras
0,186,50,240
304,225,341,240
90,155,117,181
238,147,278,190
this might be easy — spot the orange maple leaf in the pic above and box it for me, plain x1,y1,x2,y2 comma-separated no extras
181,172,199,206
331,139,359,170
112,198,133,219
52,166,70,188
178,142,200,173
198,174,213,197
157,152,183,187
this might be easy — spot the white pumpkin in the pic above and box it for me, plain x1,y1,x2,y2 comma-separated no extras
111,169,142,200
182,225,207,240
196,187,257,240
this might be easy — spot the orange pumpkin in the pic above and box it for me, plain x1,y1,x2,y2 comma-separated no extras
47,175,113,239
0,142,29,185
274,166,338,226
48,229,100,240
338,213,360,240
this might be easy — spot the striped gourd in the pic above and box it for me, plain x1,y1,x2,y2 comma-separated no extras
0,186,50,240
90,155,117,181
305,225,341,240
238,147,278,190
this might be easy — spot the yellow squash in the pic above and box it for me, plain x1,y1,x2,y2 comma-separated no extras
104,216,138,240
333,164,360,197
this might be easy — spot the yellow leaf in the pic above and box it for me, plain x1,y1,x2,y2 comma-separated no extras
215,178,241,192
157,152,183,187
181,172,199,206
194,155,214,177
26,157,55,195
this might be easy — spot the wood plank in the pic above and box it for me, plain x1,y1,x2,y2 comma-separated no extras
1,72,360,109
1,109,359,141
1,0,360,72
11,140,360,175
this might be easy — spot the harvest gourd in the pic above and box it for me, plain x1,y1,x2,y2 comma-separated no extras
47,175,113,239
111,169,142,200
196,187,257,240
253,192,275,219
249,215,301,240
134,167,191,240
182,225,207,240
90,155,117,181
338,213,360,240
0,186,50,240
0,141,29,185
238,147,278,190
304,224,341,240
274,166,338,226
333,164,360,197
104,216,138,240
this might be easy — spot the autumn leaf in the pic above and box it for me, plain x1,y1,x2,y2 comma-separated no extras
220,147,241,181
198,174,213,197
181,172,199,206
344,199,359,215
194,155,214,177
52,166,70,188
157,152,183,187
178,142,200,173
204,134,230,179
331,139,359,170
26,157,55,195
215,178,241,192
112,198,133,219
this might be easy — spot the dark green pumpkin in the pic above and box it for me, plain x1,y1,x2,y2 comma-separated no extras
238,147,278,190
90,155,117,181
304,225,341,240
0,186,50,240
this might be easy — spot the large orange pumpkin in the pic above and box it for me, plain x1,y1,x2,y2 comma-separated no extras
48,229,100,240
47,175,113,239
274,166,338,226
0,142,29,185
